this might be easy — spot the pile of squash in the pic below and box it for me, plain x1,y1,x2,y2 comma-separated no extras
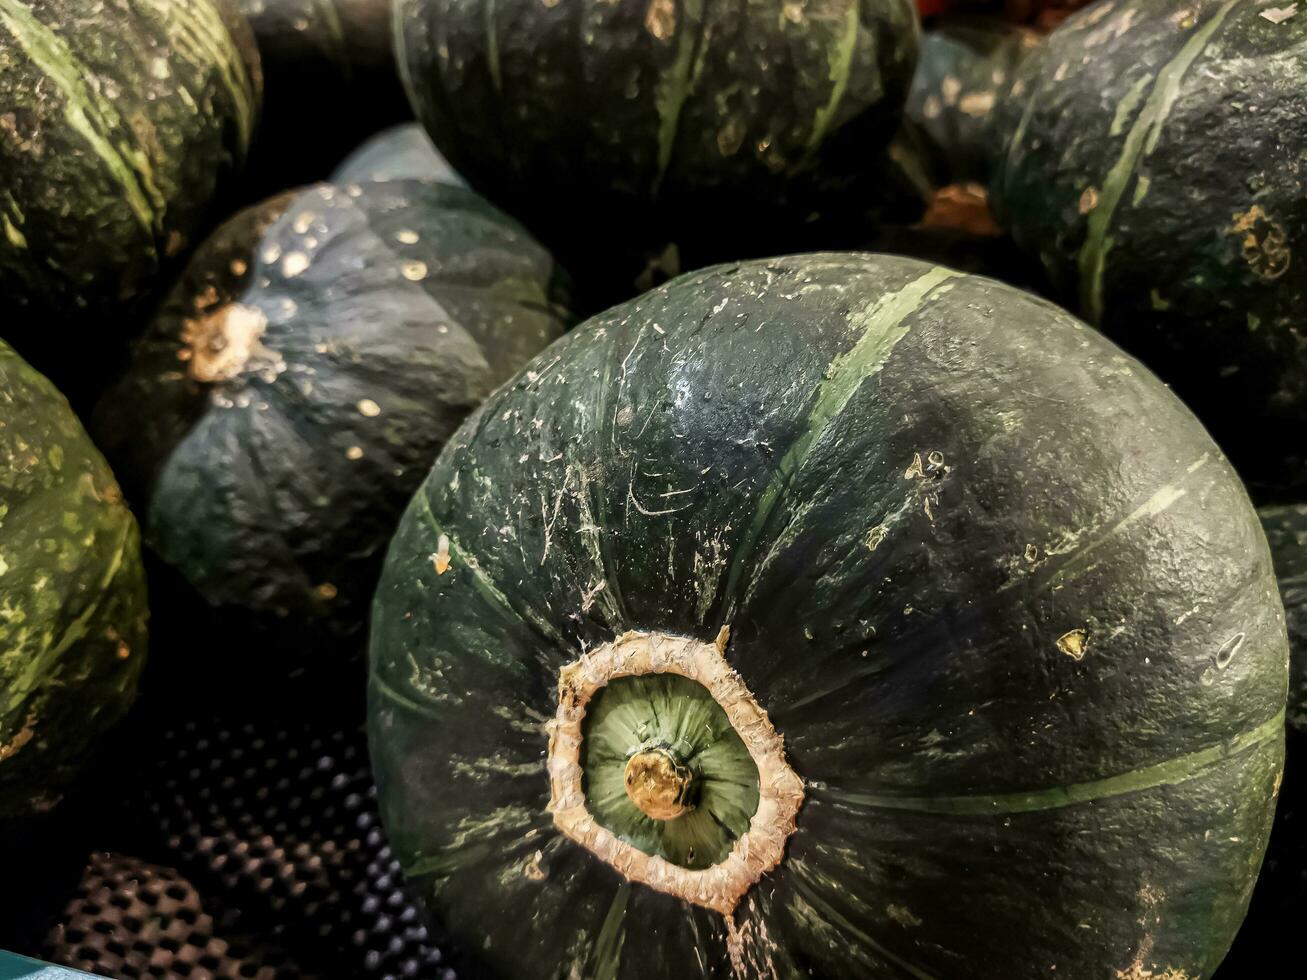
1,1,1303,977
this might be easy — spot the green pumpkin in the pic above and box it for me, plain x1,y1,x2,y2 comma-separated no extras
332,123,466,186
395,0,920,304
0,341,147,831
906,17,1038,183
369,253,1285,979
0,0,260,330
1260,505,1307,734
991,0,1307,497
94,180,571,681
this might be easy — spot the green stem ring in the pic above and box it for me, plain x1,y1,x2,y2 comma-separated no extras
546,628,804,917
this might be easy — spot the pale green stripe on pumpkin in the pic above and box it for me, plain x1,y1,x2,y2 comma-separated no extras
0,0,157,234
820,708,1284,816
719,266,962,620
135,0,257,153
1077,0,1238,325
413,492,569,648
652,0,704,193
803,0,861,162
588,882,630,980
370,673,443,720
788,872,939,980
2,214,26,249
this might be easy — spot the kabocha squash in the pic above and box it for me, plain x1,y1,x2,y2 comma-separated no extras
1260,505,1307,735
0,341,147,830
0,0,260,332
395,0,921,301
332,123,466,186
237,0,409,195
95,180,571,680
369,253,1286,979
991,0,1307,496
906,17,1038,183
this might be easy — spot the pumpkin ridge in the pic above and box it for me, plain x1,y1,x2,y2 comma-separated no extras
786,871,938,980
1077,0,1239,325
0,0,157,234
719,265,962,621
133,0,259,152
802,0,861,163
820,707,1284,817
651,0,705,193
413,494,570,649
997,451,1213,595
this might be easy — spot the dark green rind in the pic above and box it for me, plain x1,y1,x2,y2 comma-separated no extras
94,180,572,677
369,253,1285,979
0,341,147,830
906,17,1038,184
237,0,409,196
395,0,921,308
332,123,466,186
1259,505,1307,734
0,0,261,327
991,0,1307,497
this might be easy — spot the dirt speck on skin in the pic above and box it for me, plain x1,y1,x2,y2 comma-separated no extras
644,0,676,40
1079,186,1100,214
886,904,922,927
0,713,38,763
523,850,547,881
1057,628,1089,660
1230,204,1291,280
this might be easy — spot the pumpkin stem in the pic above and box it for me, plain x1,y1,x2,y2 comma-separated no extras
624,747,696,820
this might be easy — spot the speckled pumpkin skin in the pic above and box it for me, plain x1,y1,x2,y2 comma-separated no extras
991,0,1307,496
94,180,572,677
906,16,1037,183
0,0,260,327
395,0,920,300
370,253,1285,979
0,341,147,831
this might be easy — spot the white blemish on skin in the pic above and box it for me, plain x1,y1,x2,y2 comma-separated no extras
886,904,922,928
357,399,381,417
402,260,428,281
958,91,995,116
1262,5,1298,24
396,229,420,244
281,252,310,277
345,446,363,460
431,535,451,575
292,212,315,234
